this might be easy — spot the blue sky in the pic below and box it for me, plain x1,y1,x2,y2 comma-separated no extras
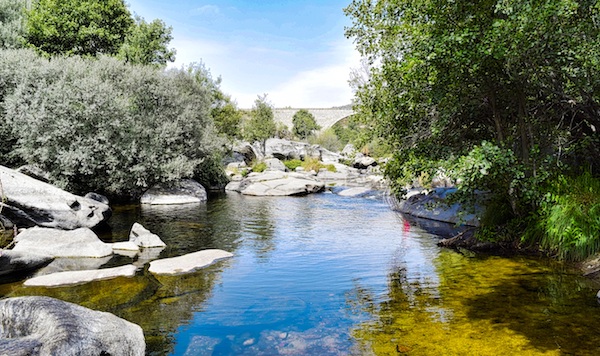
126,1,360,108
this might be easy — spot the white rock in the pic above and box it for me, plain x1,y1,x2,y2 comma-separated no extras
234,171,324,196
24,265,138,287
148,249,233,275
13,227,113,258
111,241,140,251
129,223,166,248
140,179,207,205
337,187,373,197
0,165,111,230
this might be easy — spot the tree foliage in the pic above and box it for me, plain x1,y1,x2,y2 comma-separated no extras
0,0,27,49
26,0,134,56
0,49,224,199
243,95,276,155
292,109,320,140
117,16,176,67
345,0,600,258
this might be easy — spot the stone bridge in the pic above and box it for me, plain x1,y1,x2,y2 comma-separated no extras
273,108,355,131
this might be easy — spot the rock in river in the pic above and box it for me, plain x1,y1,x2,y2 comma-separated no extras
149,249,233,275
12,227,113,258
129,223,166,248
140,179,207,205
0,250,53,283
228,171,324,196
0,296,145,356
24,264,138,287
0,165,111,230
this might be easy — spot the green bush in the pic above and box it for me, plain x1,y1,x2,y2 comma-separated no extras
251,161,267,173
283,159,303,171
535,172,600,261
1,49,224,199
307,128,343,152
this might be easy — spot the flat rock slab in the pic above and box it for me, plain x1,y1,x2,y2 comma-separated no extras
148,249,233,276
13,227,113,258
24,265,138,287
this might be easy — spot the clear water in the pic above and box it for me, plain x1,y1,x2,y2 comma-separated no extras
2,192,600,355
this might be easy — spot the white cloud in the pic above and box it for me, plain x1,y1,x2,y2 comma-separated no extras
193,5,220,16
267,42,361,108
166,35,363,109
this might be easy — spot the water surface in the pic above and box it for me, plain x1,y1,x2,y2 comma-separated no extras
2,192,600,355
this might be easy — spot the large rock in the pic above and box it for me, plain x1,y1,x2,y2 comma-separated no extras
264,138,320,160
24,265,138,287
148,249,233,275
231,171,324,196
0,166,111,230
393,188,482,227
129,223,166,248
264,158,287,172
0,296,145,356
12,227,113,258
232,142,259,164
0,250,53,282
140,179,207,205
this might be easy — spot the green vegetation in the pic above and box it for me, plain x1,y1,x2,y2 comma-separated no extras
284,158,335,173
292,109,320,140
0,1,241,200
345,0,600,260
26,0,134,57
0,0,27,49
242,95,276,156
535,172,600,261
307,128,343,152
117,16,176,67
0,50,224,199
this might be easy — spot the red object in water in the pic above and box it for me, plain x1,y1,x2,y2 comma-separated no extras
403,219,411,233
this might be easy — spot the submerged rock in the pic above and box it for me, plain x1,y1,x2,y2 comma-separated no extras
140,179,207,205
0,165,111,230
24,265,138,287
148,249,233,275
0,296,145,356
12,227,113,258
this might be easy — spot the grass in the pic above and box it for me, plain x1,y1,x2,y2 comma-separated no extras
536,171,600,261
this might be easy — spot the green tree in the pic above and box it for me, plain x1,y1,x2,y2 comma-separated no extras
117,16,176,67
345,0,600,256
292,109,320,140
212,93,242,147
26,0,133,56
0,0,27,49
243,94,276,156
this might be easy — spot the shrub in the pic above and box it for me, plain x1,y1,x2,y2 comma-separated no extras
251,161,267,173
284,159,303,171
307,128,343,152
1,49,224,199
536,172,600,261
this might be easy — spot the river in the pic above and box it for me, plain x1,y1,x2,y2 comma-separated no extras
1,191,600,355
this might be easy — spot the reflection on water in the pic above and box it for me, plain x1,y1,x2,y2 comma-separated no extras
1,192,600,355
